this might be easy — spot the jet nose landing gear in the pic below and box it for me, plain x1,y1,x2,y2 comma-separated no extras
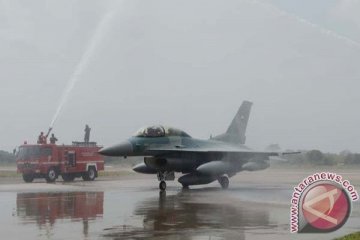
159,181,167,191
157,171,175,191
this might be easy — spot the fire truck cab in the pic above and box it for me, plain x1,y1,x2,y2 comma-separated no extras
16,142,104,183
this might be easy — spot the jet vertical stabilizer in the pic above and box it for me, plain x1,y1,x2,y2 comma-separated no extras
213,101,252,144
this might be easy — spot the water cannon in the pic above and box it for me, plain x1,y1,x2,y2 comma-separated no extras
46,127,53,138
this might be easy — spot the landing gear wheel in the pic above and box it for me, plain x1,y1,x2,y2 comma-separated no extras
82,168,96,181
22,173,34,183
182,184,189,190
46,168,57,183
62,173,75,182
218,176,229,189
159,181,167,191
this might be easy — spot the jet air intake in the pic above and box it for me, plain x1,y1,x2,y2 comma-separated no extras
132,163,157,174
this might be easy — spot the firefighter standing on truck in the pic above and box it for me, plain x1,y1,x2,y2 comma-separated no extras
50,133,58,144
37,128,52,144
84,124,91,143
37,132,46,144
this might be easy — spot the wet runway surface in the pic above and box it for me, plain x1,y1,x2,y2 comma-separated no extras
0,174,359,240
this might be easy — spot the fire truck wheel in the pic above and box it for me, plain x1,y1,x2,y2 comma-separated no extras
46,168,57,183
83,167,96,181
22,173,34,183
62,173,75,182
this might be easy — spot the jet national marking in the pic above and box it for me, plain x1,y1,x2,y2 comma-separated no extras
99,101,298,190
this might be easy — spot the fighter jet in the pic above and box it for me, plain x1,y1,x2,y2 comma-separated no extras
99,101,298,190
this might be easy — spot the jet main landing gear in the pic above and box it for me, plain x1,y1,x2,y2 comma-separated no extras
218,176,229,189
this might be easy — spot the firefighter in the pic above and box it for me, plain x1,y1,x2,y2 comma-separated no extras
50,133,58,144
37,132,46,144
84,124,91,143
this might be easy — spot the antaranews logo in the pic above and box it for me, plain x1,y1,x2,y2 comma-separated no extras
290,172,359,233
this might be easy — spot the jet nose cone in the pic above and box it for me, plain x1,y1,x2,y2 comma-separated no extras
99,141,133,156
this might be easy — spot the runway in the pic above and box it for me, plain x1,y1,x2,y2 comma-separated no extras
0,168,359,240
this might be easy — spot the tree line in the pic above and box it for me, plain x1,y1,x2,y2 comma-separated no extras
0,150,15,165
285,150,360,166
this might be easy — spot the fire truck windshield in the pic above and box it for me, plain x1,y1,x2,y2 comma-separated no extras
17,146,52,159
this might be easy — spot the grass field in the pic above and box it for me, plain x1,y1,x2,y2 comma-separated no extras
0,170,20,178
336,232,360,240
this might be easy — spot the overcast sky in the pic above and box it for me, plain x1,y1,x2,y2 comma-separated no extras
1,0,360,153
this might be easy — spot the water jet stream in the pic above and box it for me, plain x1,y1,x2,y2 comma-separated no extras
249,0,360,49
49,2,122,129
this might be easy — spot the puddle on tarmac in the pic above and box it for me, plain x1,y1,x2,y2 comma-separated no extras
102,190,277,240
0,185,358,240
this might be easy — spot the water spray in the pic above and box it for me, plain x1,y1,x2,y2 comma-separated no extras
249,0,360,49
49,1,122,130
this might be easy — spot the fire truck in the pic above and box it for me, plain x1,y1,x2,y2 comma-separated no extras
16,141,104,183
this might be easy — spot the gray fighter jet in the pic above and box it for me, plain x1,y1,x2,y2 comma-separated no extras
99,101,298,190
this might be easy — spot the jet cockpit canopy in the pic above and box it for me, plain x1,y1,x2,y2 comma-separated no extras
133,125,191,138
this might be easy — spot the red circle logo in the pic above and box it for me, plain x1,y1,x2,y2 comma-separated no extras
301,183,350,231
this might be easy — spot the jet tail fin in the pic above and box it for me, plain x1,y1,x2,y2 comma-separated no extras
213,101,253,144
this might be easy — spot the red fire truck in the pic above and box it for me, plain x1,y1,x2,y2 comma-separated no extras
16,141,104,183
